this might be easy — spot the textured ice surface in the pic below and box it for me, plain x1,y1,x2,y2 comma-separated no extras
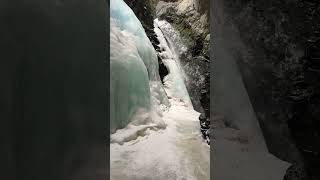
110,98,209,180
110,0,169,133
154,19,193,108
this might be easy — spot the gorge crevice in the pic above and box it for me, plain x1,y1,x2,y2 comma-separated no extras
124,0,211,144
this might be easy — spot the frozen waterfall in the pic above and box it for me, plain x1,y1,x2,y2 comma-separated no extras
110,0,209,179
110,0,169,134
154,19,193,108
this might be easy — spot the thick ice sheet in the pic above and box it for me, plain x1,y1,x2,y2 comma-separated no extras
110,0,169,132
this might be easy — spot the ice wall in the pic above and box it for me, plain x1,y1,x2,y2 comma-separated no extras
110,0,169,133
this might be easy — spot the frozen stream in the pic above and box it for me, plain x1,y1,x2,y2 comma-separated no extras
110,98,210,180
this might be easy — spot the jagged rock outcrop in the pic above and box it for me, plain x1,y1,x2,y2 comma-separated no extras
215,0,320,177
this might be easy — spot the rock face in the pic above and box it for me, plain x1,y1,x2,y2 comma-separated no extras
214,0,320,177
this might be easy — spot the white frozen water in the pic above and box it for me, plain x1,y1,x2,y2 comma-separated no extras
154,19,193,108
153,19,188,56
110,98,210,180
154,19,189,82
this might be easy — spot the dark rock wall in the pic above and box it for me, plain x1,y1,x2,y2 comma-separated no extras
0,0,107,179
214,0,320,177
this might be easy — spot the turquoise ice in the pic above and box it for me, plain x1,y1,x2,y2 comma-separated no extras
110,0,169,133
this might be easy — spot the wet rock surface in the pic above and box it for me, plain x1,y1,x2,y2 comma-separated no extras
157,55,169,82
199,113,210,145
